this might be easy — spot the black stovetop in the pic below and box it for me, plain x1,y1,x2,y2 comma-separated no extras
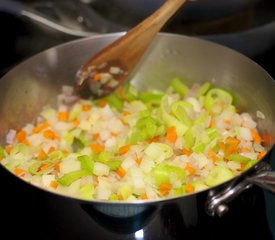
0,1,275,239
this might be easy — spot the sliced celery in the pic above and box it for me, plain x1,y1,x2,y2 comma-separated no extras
226,154,253,163
105,93,123,112
123,82,140,101
105,160,122,171
139,92,164,105
77,155,94,173
80,184,94,200
204,88,233,114
0,146,5,158
205,166,234,187
152,164,186,186
160,95,188,136
171,101,193,126
196,82,211,97
171,77,189,96
57,170,91,186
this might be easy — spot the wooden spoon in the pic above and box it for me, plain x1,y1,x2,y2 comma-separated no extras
76,0,186,98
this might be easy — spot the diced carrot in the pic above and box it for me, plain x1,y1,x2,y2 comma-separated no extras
146,136,160,143
39,163,53,171
184,163,196,176
94,176,99,187
217,141,225,152
240,163,247,170
181,148,193,156
50,181,58,189
58,111,69,122
257,149,267,160
250,128,262,144
262,132,274,146
140,193,148,200
239,147,251,153
116,167,126,178
43,129,56,139
134,153,141,166
93,73,101,81
13,168,25,176
38,149,47,160
5,145,12,154
117,194,124,200
47,147,56,154
118,144,131,155
111,132,118,137
165,126,177,143
122,111,131,116
207,149,219,162
62,150,68,155
98,99,107,108
92,133,100,141
159,183,172,196
225,136,240,146
90,143,104,154
16,130,27,142
55,162,61,173
72,119,80,126
209,119,215,128
32,121,49,134
224,119,231,130
82,105,91,112
225,136,240,155
185,183,195,193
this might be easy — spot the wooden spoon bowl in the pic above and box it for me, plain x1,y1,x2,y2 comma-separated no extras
76,0,186,98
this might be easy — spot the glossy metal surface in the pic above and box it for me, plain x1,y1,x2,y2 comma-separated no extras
0,33,275,238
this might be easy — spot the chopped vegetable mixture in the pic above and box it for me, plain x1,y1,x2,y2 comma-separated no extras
0,78,267,201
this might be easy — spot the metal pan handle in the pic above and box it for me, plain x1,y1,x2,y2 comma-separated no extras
206,147,275,217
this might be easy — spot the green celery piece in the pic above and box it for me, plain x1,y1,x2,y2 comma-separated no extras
171,77,189,96
205,166,234,187
160,95,188,136
243,160,257,171
153,164,186,186
57,170,91,186
183,128,195,149
109,194,119,201
29,151,62,175
77,155,94,173
226,154,253,163
206,128,218,140
192,142,206,153
29,162,43,175
123,83,140,101
156,125,166,137
0,146,5,158
72,136,88,152
96,151,112,163
69,103,82,121
129,116,159,143
139,92,164,105
105,93,123,112
106,160,122,171
10,143,29,156
196,82,211,97
80,184,94,200
171,101,193,126
192,180,208,191
48,150,64,162
204,88,233,113
173,186,186,196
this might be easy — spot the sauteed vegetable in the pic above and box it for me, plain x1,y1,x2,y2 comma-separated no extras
0,78,266,201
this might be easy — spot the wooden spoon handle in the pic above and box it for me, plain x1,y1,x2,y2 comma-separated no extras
83,0,186,71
